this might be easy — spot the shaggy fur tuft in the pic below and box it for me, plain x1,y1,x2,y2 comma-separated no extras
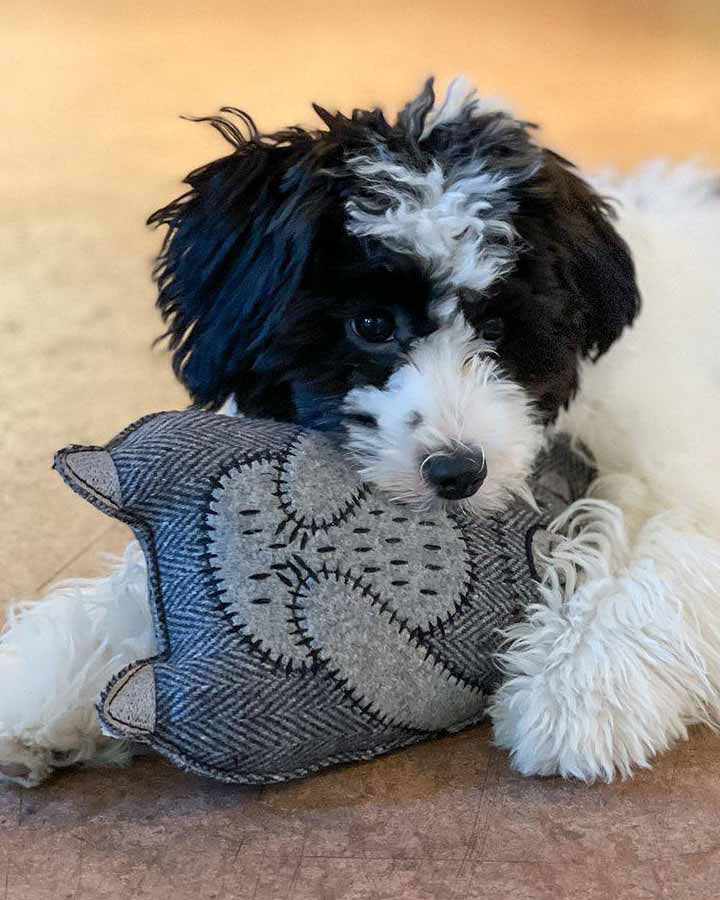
490,496,720,781
0,543,153,786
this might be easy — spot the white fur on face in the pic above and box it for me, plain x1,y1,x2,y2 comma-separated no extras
343,317,544,513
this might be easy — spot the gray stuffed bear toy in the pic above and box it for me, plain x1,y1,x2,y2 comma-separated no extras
54,409,593,783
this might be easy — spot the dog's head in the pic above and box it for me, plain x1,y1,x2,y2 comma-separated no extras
150,78,639,513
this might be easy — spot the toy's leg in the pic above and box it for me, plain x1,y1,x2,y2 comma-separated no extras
490,494,720,782
0,541,154,787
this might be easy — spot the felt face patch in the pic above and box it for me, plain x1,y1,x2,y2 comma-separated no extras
55,411,593,784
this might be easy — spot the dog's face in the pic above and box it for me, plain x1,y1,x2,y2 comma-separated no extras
151,79,639,513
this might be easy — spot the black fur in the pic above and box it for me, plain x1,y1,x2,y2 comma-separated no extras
463,150,641,417
150,80,640,430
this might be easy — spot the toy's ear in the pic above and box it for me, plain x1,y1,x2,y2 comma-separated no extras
149,112,337,417
99,663,156,740
53,447,123,512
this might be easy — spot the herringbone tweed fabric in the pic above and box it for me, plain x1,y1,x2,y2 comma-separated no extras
54,411,594,784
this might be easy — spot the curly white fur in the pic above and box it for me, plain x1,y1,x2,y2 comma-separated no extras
490,497,720,781
0,542,153,786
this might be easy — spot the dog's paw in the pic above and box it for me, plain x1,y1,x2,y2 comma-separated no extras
0,736,134,788
0,741,89,787
488,558,711,782
0,740,55,788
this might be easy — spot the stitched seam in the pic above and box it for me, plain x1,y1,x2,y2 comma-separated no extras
200,448,310,674
288,562,484,730
147,719,488,785
272,434,371,541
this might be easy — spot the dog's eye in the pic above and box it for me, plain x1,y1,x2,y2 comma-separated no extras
481,318,505,343
351,312,396,344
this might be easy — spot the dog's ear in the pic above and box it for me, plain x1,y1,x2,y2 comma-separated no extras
149,112,335,414
521,151,641,362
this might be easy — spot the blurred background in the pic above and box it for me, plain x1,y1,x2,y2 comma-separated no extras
2,0,720,609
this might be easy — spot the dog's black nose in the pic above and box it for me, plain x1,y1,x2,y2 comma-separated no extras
422,451,487,500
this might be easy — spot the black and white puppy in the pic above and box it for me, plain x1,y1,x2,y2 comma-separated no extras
4,79,720,788
149,77,638,512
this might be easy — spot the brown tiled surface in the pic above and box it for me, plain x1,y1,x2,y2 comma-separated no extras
2,729,720,899
3,2,720,898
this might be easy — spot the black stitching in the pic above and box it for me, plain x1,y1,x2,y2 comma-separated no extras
200,443,303,673
271,433,371,541
288,563,484,731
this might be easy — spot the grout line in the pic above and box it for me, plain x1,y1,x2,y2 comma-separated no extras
647,859,668,900
283,832,308,900
461,742,498,867
2,841,8,900
448,739,499,896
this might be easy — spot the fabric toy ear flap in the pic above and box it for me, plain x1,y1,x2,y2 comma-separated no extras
53,446,123,513
99,663,157,741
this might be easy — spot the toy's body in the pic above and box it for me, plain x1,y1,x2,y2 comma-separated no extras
55,410,593,783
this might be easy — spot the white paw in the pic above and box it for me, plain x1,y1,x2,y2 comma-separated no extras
489,567,692,783
0,734,134,788
0,739,55,788
489,496,720,782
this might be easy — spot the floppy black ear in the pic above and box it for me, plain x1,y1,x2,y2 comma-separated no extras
149,111,335,414
522,151,641,362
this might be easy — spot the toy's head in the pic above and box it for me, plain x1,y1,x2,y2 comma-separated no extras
150,78,638,514
56,410,594,783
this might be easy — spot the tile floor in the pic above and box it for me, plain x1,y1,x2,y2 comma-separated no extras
2,2,720,897
2,728,720,899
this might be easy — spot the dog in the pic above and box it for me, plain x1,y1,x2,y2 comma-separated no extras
2,78,720,787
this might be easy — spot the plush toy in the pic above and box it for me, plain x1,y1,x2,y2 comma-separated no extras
54,410,593,784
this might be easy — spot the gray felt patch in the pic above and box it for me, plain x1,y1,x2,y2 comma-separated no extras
54,411,594,784
103,663,156,736
63,449,123,508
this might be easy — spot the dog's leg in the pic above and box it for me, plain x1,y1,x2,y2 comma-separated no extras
0,541,154,787
489,488,720,782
